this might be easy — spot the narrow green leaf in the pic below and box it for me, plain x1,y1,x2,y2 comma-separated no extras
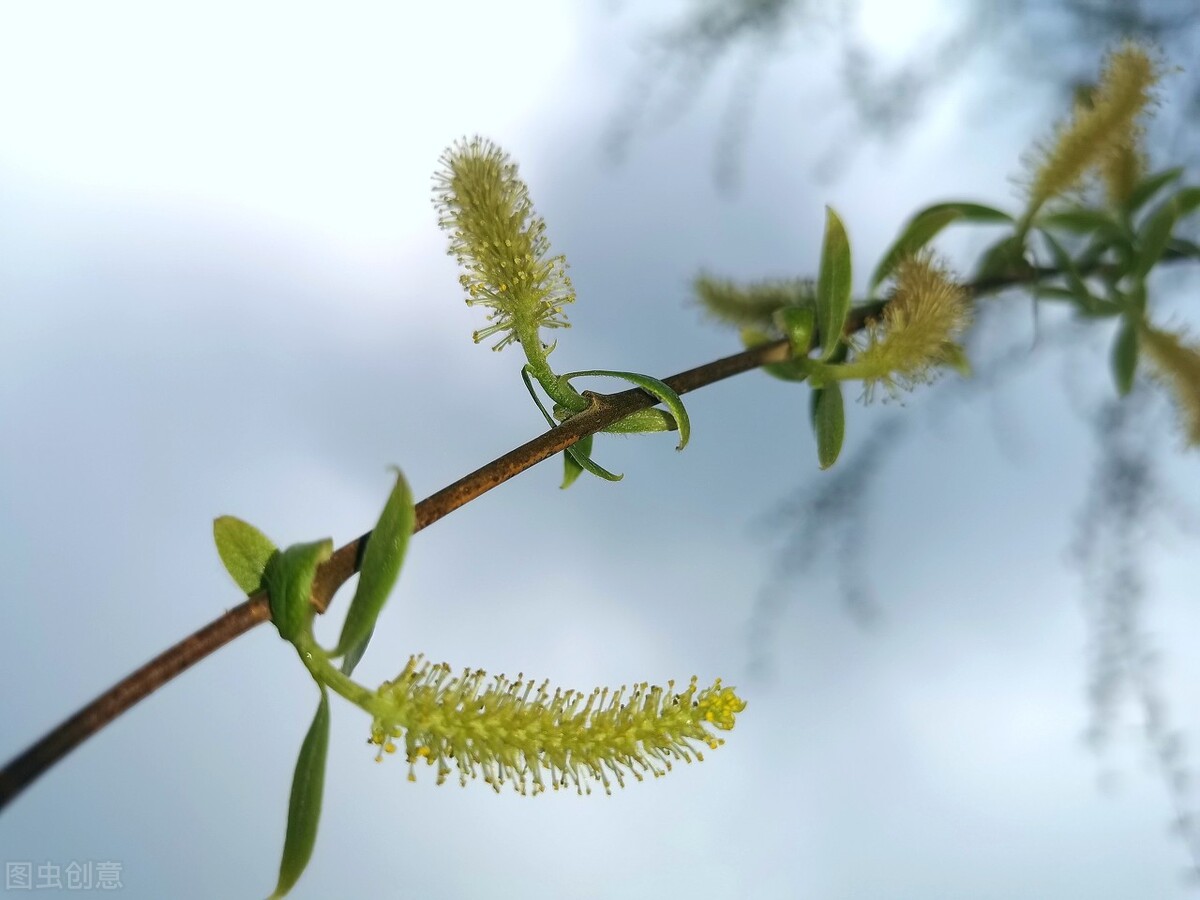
871,202,1012,293
213,516,277,595
270,689,330,899
561,434,593,489
340,624,373,677
811,382,845,470
332,469,414,660
262,539,334,644
1124,167,1184,216
602,407,678,434
1037,206,1125,237
1135,187,1200,278
1111,316,1140,397
816,207,853,360
563,369,691,451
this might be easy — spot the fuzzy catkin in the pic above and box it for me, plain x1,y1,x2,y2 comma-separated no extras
369,655,745,796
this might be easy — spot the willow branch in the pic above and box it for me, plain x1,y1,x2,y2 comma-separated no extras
0,251,1186,812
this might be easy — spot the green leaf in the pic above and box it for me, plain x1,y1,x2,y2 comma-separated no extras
871,202,1012,293
816,206,853,360
339,624,373,677
522,366,623,482
263,539,334,644
332,468,414,661
602,407,679,434
1111,316,1140,397
1037,206,1125,237
811,382,845,470
213,516,277,595
270,688,330,899
1134,186,1200,279
562,369,691,451
1124,167,1184,216
561,433,593,489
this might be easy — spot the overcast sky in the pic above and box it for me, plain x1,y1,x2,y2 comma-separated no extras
2,2,1200,898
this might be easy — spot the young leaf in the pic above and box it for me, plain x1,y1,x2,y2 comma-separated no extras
1037,206,1125,238
561,433,593,489
602,407,679,434
562,369,691,451
1111,315,1140,396
333,468,415,660
270,688,330,900
871,202,1011,293
263,540,334,644
1134,186,1200,279
213,516,277,595
1124,167,1184,216
810,382,846,470
816,207,853,361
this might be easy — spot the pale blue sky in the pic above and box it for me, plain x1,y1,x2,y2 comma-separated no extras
2,3,1199,899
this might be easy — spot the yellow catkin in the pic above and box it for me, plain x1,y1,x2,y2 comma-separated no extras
847,252,970,400
368,655,746,796
1139,324,1200,447
1026,41,1159,215
433,136,574,350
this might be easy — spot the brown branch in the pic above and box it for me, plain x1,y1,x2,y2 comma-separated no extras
0,248,1186,812
0,337,794,813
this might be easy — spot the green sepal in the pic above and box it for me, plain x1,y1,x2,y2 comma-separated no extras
810,382,846,470
213,516,278,595
332,468,414,662
1124,167,1184,217
561,434,593,489
871,202,1012,294
562,369,691,451
1111,315,1140,397
1134,186,1200,279
522,366,623,482
816,207,852,361
263,539,334,644
269,687,330,899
